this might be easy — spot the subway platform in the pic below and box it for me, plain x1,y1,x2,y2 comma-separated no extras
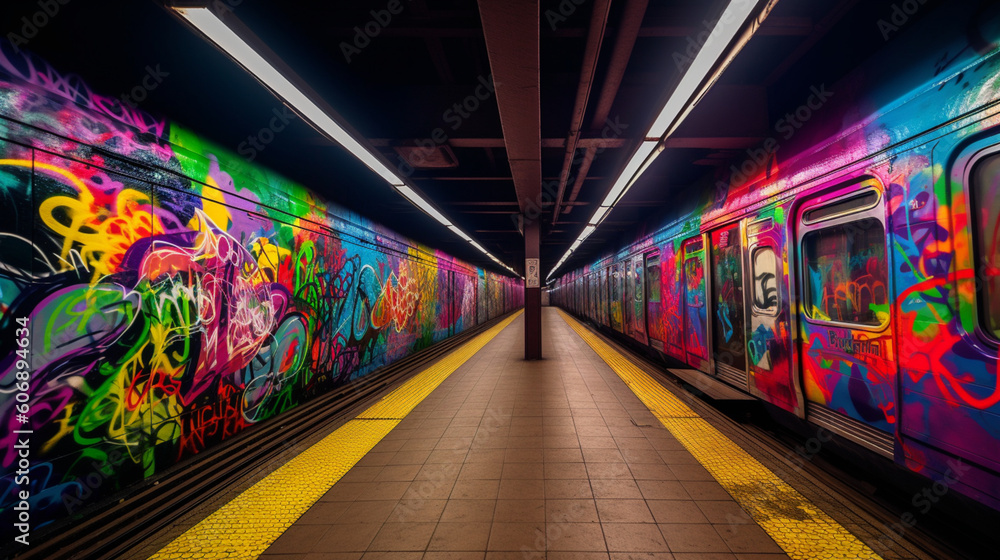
139,308,931,560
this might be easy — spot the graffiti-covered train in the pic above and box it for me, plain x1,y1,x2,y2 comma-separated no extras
552,2,1000,511
0,42,522,533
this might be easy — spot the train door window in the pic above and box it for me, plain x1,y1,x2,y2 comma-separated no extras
624,261,634,335
633,256,645,337
683,236,708,360
801,216,888,326
601,267,609,325
646,254,662,303
710,224,747,373
971,152,1000,339
750,247,779,314
645,253,663,347
634,257,643,306
610,263,623,331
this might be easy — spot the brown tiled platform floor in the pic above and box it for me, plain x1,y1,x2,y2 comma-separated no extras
262,308,789,559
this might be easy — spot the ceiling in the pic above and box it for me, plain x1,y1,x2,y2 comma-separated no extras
0,0,945,277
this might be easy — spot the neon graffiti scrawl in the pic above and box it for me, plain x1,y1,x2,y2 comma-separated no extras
0,41,522,536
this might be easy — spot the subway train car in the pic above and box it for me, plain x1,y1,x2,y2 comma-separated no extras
0,42,522,531
552,2,1000,511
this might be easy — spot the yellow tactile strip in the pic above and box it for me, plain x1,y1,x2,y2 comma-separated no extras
557,309,881,560
150,310,522,560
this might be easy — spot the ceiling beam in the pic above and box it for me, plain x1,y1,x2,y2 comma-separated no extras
561,145,597,215
590,0,649,131
561,0,648,219
412,176,606,181
325,16,811,39
370,137,628,149
477,0,541,216
410,0,456,84
380,136,761,150
552,0,612,221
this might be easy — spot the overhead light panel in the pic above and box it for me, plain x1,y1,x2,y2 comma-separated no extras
599,140,660,207
395,186,452,227
448,225,472,242
171,6,406,189
588,205,610,226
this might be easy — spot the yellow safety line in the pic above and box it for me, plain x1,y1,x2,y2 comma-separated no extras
557,309,881,560
150,310,522,560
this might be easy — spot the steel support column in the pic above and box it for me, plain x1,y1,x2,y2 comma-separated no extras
478,0,542,359
524,219,542,359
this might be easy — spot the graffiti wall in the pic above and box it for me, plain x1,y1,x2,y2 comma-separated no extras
0,42,522,534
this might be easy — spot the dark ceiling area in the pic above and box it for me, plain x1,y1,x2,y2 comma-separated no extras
0,0,945,277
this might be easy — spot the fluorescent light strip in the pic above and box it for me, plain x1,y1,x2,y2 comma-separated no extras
448,225,472,242
548,0,761,280
600,140,660,207
646,0,760,138
396,186,452,227
175,6,519,277
588,205,610,226
175,8,405,188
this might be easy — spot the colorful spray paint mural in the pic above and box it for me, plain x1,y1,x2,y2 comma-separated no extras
551,2,1000,510
0,42,522,536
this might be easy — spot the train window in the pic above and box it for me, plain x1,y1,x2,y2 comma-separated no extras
971,153,1000,339
802,219,888,326
634,259,643,303
646,255,661,304
750,247,779,314
803,190,879,225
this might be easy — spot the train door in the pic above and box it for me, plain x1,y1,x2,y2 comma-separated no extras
624,260,635,337
645,252,664,351
795,183,896,450
576,277,583,314
746,216,794,406
661,241,685,361
610,263,623,331
682,236,710,371
709,223,749,389
600,267,610,327
632,255,647,344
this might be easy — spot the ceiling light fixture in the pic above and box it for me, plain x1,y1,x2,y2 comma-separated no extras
547,0,772,280
169,2,518,276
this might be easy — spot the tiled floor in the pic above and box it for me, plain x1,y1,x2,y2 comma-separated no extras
262,308,789,560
